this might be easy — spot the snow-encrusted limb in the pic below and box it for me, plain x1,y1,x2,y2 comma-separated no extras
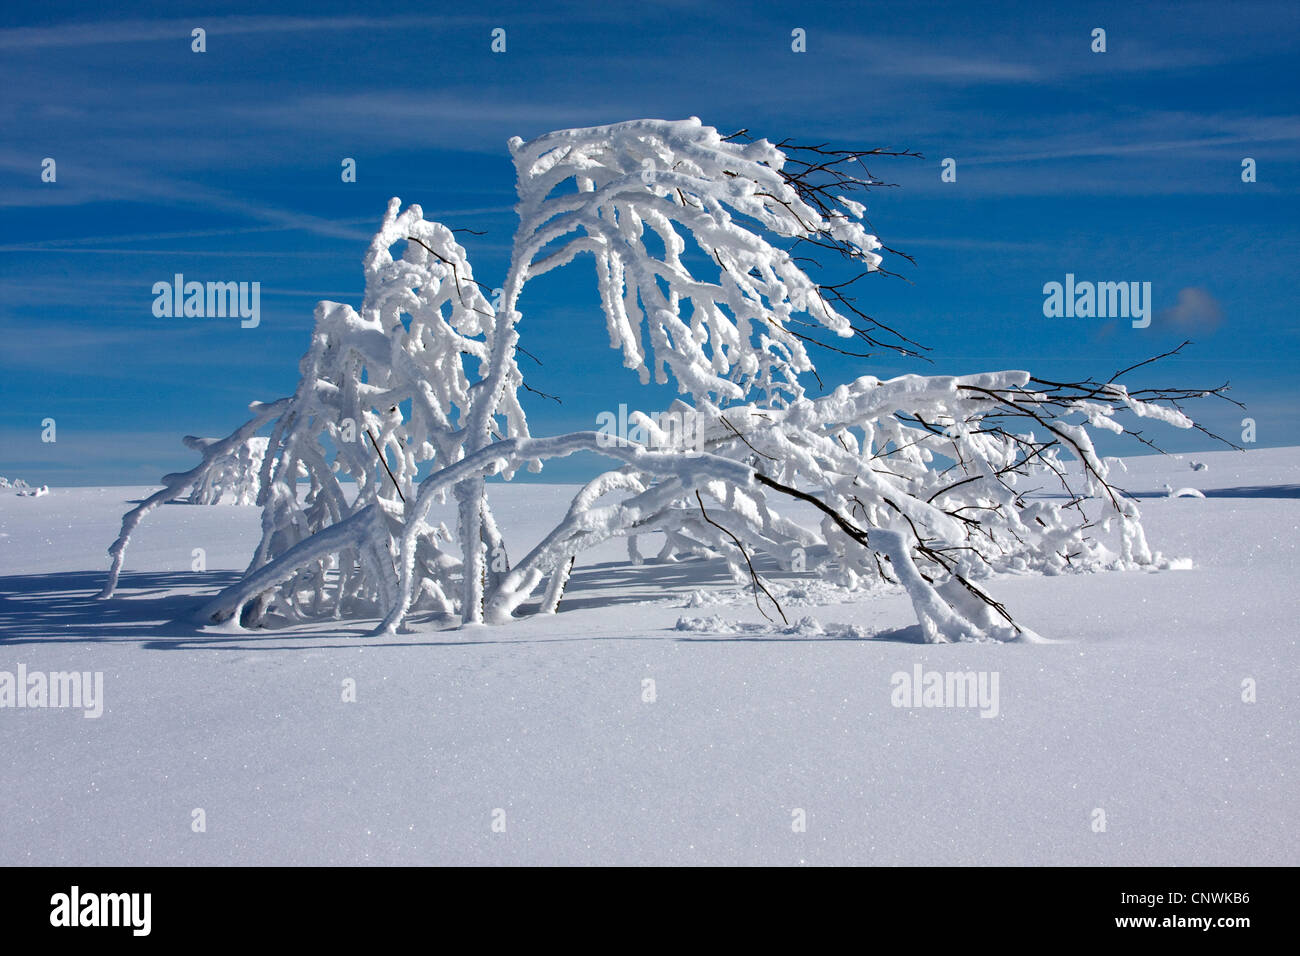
99,398,291,599
185,435,269,505
539,555,575,615
196,504,390,625
376,432,753,634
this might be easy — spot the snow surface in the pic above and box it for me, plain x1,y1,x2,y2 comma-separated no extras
0,446,1295,865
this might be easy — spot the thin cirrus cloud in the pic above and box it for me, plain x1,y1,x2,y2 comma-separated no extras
817,36,1043,82
881,109,1300,198
0,156,373,241
223,92,617,150
0,15,486,50
952,117,1300,168
812,28,1268,87
0,219,380,249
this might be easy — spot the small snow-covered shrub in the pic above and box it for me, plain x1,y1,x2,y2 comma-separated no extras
101,118,1235,642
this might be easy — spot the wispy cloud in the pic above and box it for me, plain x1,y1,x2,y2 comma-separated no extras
0,15,483,50
1155,287,1225,334
0,151,373,240
955,114,1300,167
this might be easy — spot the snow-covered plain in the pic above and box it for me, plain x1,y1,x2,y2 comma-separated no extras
0,446,1295,865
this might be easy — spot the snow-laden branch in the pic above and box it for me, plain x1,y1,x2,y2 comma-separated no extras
185,435,269,505
504,117,884,409
99,398,291,599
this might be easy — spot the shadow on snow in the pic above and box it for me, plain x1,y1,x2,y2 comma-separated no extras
0,555,901,650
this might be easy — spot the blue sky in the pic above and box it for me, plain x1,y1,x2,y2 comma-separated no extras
2,0,1297,485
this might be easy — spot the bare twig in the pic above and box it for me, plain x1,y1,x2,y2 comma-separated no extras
695,490,787,624
366,429,405,503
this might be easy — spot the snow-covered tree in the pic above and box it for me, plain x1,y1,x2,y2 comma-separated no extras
101,118,1236,642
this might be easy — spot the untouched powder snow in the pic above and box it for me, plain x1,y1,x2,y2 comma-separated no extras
0,446,1295,865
